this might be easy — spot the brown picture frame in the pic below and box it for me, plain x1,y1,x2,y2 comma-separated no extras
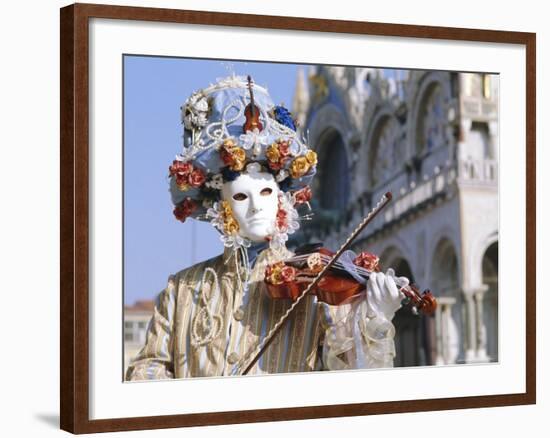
60,2,536,434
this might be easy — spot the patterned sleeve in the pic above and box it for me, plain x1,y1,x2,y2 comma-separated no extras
125,275,178,381
317,296,396,371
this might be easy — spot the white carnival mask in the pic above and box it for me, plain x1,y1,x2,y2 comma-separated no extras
221,170,280,242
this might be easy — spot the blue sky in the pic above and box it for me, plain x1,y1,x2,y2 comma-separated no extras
124,56,303,304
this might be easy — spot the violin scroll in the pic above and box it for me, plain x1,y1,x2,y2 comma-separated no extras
400,284,437,315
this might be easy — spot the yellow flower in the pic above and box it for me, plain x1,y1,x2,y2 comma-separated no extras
266,143,280,163
223,138,236,149
231,158,245,172
227,148,246,171
268,263,284,285
305,150,318,166
269,272,283,285
290,156,311,178
232,147,245,161
221,201,240,235
221,200,232,213
224,218,239,235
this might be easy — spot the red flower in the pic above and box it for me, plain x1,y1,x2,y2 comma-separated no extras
280,265,297,283
293,186,312,205
278,141,291,157
220,148,234,166
267,159,283,171
173,198,197,222
276,207,288,229
169,160,193,177
353,252,380,272
188,168,206,188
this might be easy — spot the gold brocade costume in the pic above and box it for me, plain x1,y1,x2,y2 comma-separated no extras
126,246,329,379
126,243,399,380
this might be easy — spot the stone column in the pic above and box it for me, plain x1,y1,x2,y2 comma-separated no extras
434,297,457,364
462,290,477,363
474,285,490,361
434,303,445,365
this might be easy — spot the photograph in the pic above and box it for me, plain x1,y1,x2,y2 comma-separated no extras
122,56,499,380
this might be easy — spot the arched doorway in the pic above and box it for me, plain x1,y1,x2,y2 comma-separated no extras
431,238,463,364
380,248,429,367
316,129,350,211
482,242,498,362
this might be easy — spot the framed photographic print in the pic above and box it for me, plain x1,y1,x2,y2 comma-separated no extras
60,2,536,434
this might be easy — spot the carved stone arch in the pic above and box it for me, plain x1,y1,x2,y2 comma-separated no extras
365,109,404,188
308,103,350,151
469,231,498,289
430,236,464,364
379,245,431,366
377,233,415,276
481,240,498,362
406,71,453,158
426,226,461,287
357,92,384,184
430,237,460,297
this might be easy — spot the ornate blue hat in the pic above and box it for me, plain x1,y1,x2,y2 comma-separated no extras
168,75,317,223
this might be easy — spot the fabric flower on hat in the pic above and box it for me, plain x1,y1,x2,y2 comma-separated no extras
220,139,246,172
205,173,224,190
181,91,209,130
290,156,310,179
293,186,312,205
173,198,198,223
289,151,317,179
272,106,297,131
240,128,269,158
266,139,292,171
169,160,206,191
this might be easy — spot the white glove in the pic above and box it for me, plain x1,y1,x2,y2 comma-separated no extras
366,268,409,321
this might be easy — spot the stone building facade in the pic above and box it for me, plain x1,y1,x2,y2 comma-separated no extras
291,66,499,367
124,300,155,372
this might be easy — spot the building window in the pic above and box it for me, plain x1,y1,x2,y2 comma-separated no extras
417,82,445,154
370,116,402,187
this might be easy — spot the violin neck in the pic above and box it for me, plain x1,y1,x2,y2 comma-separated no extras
247,75,256,117
287,254,371,280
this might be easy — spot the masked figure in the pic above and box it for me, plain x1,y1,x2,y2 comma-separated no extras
125,75,408,380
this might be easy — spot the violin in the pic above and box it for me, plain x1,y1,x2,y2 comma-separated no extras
239,192,435,375
243,75,263,133
264,243,437,315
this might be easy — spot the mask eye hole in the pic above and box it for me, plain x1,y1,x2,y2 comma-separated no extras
260,187,273,196
233,193,248,201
